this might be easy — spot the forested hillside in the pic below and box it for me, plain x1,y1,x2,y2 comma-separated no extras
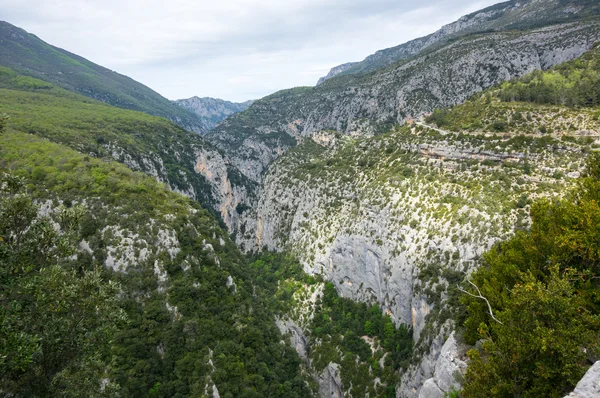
0,116,314,397
0,21,208,133
0,66,254,231
1,1,600,397
460,152,600,398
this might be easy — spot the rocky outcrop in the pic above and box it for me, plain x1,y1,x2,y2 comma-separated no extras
174,96,253,131
316,62,358,85
193,149,253,232
414,332,467,398
319,363,344,398
276,318,309,361
565,362,600,398
102,133,254,233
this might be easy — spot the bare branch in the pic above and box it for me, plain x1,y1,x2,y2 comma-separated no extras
459,279,504,325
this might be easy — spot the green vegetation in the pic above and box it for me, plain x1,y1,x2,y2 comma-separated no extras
249,252,413,396
309,283,412,397
0,22,206,132
0,66,254,216
426,45,600,135
460,153,600,397
0,128,311,397
0,170,126,397
498,44,600,107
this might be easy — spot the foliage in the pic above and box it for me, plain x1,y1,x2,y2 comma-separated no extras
498,45,600,107
0,130,312,397
0,22,206,132
308,282,413,397
460,153,600,397
425,46,600,134
0,67,255,216
0,174,126,397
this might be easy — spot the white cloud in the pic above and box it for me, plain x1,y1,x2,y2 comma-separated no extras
1,0,501,101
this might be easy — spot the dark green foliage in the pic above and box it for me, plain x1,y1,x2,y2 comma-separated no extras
310,282,412,396
0,131,312,397
460,154,600,397
426,108,451,127
0,174,126,397
498,45,600,107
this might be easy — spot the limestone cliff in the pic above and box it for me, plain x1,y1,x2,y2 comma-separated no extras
209,19,600,183
174,96,253,131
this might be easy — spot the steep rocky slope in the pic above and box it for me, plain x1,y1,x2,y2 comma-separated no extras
0,21,208,133
235,49,600,396
174,96,254,130
316,62,358,85
318,0,600,84
0,127,313,396
208,18,600,182
0,66,253,231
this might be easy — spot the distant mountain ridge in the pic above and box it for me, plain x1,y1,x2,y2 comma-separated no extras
317,0,600,84
210,17,600,182
174,96,254,130
0,21,208,133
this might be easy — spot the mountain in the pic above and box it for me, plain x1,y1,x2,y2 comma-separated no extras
0,21,208,133
237,45,600,397
174,96,254,130
316,62,358,85
317,0,600,84
0,124,314,397
0,65,253,232
2,1,600,397
208,17,600,182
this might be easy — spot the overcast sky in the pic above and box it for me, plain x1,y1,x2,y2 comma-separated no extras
1,0,501,102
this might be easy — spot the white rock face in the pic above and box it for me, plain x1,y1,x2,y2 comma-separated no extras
319,363,344,398
236,115,589,397
174,96,253,131
194,149,251,232
565,362,600,398
417,332,467,398
276,318,308,361
211,20,600,184
318,0,597,83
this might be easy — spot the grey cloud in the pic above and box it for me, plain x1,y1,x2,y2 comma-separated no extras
0,0,501,101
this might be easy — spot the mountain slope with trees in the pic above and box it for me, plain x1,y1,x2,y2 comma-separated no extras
208,16,600,182
0,116,315,397
0,65,254,231
0,21,208,134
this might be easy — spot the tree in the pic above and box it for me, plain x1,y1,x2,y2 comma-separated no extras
460,154,600,397
0,174,126,397
0,113,8,134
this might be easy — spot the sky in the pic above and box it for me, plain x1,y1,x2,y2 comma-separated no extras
1,0,501,102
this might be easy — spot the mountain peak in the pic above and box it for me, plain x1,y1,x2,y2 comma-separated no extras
174,96,254,130
316,0,600,84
